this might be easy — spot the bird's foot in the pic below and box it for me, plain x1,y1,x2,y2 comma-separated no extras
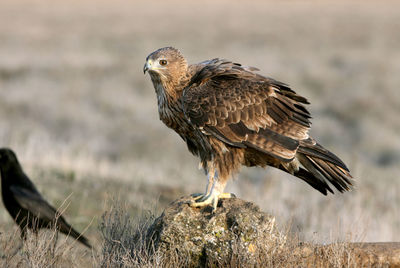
189,192,236,211
190,193,205,201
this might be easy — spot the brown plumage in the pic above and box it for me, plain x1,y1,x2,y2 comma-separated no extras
144,47,353,210
0,148,91,248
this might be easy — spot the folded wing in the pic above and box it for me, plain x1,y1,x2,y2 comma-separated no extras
183,59,312,162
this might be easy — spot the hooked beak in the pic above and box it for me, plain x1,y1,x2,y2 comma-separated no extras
143,60,152,74
143,62,149,74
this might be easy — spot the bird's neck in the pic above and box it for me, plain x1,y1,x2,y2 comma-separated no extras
0,162,24,183
151,73,189,105
1,168,12,191
149,76,191,132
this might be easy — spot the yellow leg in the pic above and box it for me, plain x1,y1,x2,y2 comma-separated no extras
190,192,236,211
190,166,216,202
190,165,235,211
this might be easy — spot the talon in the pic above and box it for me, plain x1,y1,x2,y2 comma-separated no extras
190,193,204,201
189,192,236,211
212,196,218,211
190,195,216,209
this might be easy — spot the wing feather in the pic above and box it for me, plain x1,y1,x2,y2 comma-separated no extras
183,60,312,161
10,185,57,221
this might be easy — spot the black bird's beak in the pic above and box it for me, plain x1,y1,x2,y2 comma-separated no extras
143,63,149,74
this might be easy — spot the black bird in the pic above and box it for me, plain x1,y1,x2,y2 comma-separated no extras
0,148,91,248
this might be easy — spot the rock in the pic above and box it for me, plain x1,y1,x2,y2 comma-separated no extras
349,242,400,266
297,242,400,267
145,195,285,267
142,196,400,267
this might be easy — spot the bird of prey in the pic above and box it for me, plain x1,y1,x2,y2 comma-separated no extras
0,148,91,248
144,47,353,211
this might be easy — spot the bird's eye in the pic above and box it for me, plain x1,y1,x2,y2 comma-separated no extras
159,60,167,66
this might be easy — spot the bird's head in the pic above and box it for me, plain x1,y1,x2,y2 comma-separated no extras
0,148,19,173
144,47,188,89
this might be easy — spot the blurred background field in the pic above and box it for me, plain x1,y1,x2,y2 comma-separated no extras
0,0,399,264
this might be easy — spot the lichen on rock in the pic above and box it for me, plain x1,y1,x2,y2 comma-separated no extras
145,195,286,266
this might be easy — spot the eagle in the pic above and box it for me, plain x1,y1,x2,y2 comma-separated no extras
144,47,353,211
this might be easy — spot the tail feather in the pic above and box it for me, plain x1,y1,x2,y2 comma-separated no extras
304,155,351,192
67,227,92,249
294,167,333,195
298,140,349,171
292,138,353,195
58,220,92,249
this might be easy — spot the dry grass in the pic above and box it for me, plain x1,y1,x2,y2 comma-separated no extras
0,221,94,268
0,0,399,266
97,203,360,267
0,201,381,267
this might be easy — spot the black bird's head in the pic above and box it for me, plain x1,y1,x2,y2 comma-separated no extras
0,148,20,173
